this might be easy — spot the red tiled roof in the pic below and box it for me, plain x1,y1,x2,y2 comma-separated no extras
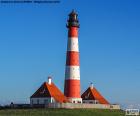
81,87,109,104
31,82,69,103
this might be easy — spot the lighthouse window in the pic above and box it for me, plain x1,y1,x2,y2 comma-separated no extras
74,15,76,19
73,42,74,45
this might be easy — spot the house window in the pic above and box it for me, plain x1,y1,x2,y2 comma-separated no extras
78,101,81,103
44,99,48,105
37,99,39,104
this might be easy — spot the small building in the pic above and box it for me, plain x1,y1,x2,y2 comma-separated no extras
81,83,109,104
30,77,69,107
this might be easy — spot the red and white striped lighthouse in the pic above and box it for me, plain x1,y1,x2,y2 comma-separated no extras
64,10,82,103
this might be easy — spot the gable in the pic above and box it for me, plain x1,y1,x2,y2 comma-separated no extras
81,88,95,100
31,82,51,98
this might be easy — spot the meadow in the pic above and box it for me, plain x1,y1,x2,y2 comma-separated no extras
0,109,125,116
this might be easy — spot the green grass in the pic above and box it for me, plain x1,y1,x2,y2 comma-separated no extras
0,109,125,116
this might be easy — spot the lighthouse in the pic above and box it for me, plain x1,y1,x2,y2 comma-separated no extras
64,10,82,103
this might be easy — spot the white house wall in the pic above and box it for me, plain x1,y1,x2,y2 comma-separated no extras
30,97,55,105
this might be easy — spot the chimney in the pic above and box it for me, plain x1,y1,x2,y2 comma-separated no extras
90,82,94,89
48,76,52,85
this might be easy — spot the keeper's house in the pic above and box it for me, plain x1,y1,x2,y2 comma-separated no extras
81,83,109,104
30,77,69,107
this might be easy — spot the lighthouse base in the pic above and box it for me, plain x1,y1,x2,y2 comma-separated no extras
67,97,82,103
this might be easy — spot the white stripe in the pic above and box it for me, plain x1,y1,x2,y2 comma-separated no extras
65,66,80,80
67,37,79,52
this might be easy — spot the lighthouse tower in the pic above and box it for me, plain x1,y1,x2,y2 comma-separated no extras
64,10,82,103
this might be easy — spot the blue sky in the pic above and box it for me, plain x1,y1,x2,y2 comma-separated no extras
0,0,140,106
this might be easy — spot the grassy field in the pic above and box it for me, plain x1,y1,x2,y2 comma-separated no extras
0,109,125,116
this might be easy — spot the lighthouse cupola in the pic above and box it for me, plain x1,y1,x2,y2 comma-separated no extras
67,10,79,28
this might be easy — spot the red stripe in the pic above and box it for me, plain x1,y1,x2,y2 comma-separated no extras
68,27,78,37
66,51,79,66
64,79,81,98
